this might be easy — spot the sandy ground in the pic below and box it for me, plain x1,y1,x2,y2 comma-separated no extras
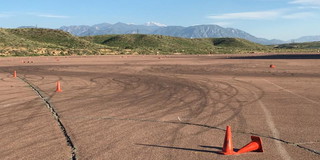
0,54,319,160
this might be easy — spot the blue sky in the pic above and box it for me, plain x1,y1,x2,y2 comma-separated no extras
0,0,319,40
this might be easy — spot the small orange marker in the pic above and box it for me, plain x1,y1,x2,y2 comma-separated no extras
56,81,62,92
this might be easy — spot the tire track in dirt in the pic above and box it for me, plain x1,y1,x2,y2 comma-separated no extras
39,67,243,158
64,114,320,155
0,67,75,159
234,78,293,160
0,70,47,135
233,78,320,158
253,91,292,160
5,64,319,159
59,70,251,159
263,79,319,105
50,66,252,158
18,77,77,160
146,65,319,156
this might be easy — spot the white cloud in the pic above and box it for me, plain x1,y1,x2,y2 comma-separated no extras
37,14,70,18
290,0,320,6
282,12,314,19
208,9,316,21
208,10,281,20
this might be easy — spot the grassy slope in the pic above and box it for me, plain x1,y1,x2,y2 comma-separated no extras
211,38,266,49
0,28,55,48
0,28,114,56
4,28,100,48
82,34,268,54
1,28,318,56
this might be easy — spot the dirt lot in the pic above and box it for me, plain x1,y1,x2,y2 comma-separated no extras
1,54,319,160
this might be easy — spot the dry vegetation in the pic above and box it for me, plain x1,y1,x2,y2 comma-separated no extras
1,28,320,56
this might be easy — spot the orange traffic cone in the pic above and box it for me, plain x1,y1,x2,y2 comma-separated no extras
13,71,17,78
270,64,276,68
221,126,236,155
56,81,62,92
236,136,263,154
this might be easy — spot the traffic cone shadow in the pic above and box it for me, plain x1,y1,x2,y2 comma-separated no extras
56,81,62,92
236,136,263,155
221,126,236,155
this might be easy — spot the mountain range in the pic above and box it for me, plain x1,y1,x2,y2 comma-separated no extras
58,22,319,45
292,35,320,43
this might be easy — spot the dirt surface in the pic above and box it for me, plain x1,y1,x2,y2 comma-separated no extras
1,54,319,160
0,68,70,159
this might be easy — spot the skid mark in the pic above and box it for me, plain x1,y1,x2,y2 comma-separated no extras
234,78,293,160
263,79,319,105
294,141,320,145
254,92,293,160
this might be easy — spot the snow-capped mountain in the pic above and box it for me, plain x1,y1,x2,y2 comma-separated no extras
144,22,167,27
59,22,284,45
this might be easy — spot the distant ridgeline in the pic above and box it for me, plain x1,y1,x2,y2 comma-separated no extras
60,23,284,45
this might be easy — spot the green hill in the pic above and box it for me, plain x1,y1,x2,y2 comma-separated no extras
82,34,268,54
1,28,318,57
211,38,266,49
0,28,53,48
0,28,113,56
5,28,99,48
